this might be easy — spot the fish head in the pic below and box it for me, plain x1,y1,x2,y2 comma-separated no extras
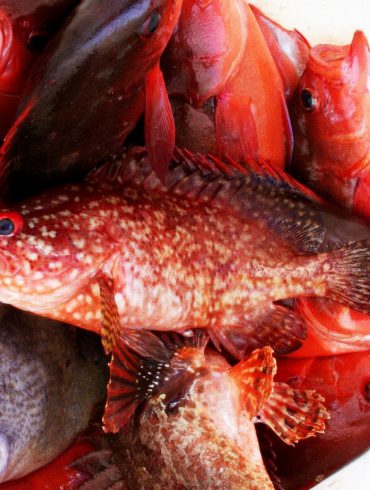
292,31,370,178
0,187,114,312
163,0,248,107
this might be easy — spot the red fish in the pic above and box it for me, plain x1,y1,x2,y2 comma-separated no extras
292,30,370,213
250,4,311,101
258,351,370,489
161,1,292,170
0,0,182,200
70,334,328,488
0,148,368,432
290,30,370,357
0,0,78,138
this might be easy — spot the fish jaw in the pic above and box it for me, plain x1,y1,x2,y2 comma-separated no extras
292,32,370,204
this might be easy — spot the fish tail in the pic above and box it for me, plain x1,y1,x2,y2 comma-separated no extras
258,382,329,446
323,239,370,315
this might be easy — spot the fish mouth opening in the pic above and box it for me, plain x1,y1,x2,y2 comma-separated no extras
0,433,9,478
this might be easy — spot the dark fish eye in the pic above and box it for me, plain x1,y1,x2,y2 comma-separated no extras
300,88,318,112
27,31,49,52
141,11,161,37
0,218,14,236
0,212,24,237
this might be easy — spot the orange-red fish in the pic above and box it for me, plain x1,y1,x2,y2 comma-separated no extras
258,350,370,489
292,30,370,213
0,0,78,138
0,148,368,432
70,334,328,488
160,0,293,172
290,31,370,356
0,306,107,483
0,0,182,199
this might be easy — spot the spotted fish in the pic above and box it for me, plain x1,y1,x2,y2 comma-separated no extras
0,147,368,434
0,305,108,483
70,332,328,489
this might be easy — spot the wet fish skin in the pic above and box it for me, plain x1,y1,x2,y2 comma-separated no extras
0,305,108,483
0,148,369,362
0,0,182,200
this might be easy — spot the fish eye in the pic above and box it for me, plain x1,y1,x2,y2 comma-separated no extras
0,212,24,237
300,88,318,112
141,11,161,37
27,31,49,52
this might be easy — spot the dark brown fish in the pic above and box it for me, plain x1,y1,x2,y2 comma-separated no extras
0,305,108,483
0,0,182,200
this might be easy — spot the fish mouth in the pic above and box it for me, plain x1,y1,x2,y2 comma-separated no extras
308,44,348,81
0,433,9,479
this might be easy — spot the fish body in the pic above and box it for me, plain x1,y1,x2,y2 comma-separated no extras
259,351,370,489
290,31,370,356
0,305,108,483
0,0,78,138
0,148,369,364
0,0,182,199
161,1,292,169
291,30,370,212
70,334,328,489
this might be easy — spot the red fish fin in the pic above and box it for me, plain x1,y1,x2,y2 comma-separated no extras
345,31,369,90
215,90,259,162
209,305,306,360
323,240,370,315
280,89,294,167
229,347,276,418
354,174,370,221
103,330,208,433
97,272,121,354
250,4,310,100
258,382,329,445
70,449,123,489
145,63,175,182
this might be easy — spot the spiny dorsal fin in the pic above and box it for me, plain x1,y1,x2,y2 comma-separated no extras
229,347,276,417
257,382,330,446
103,329,208,433
89,147,328,255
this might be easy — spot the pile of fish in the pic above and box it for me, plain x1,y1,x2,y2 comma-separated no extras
0,1,368,488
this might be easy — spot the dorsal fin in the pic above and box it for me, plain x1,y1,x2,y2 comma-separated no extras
102,329,208,433
89,147,329,254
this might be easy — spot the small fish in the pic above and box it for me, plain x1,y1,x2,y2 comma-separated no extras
0,305,108,483
162,1,293,169
291,30,370,214
70,332,328,489
0,0,182,199
258,350,370,489
0,0,78,138
0,147,368,434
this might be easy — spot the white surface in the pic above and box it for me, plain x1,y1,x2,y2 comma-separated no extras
313,449,370,489
251,0,370,45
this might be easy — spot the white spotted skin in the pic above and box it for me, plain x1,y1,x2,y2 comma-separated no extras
0,162,333,335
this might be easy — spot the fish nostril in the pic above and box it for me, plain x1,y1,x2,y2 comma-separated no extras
0,433,9,476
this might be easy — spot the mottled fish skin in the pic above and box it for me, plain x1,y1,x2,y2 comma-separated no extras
70,335,328,489
0,305,108,483
0,148,369,358
0,0,183,200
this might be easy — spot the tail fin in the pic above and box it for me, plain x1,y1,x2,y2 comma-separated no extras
324,240,370,315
